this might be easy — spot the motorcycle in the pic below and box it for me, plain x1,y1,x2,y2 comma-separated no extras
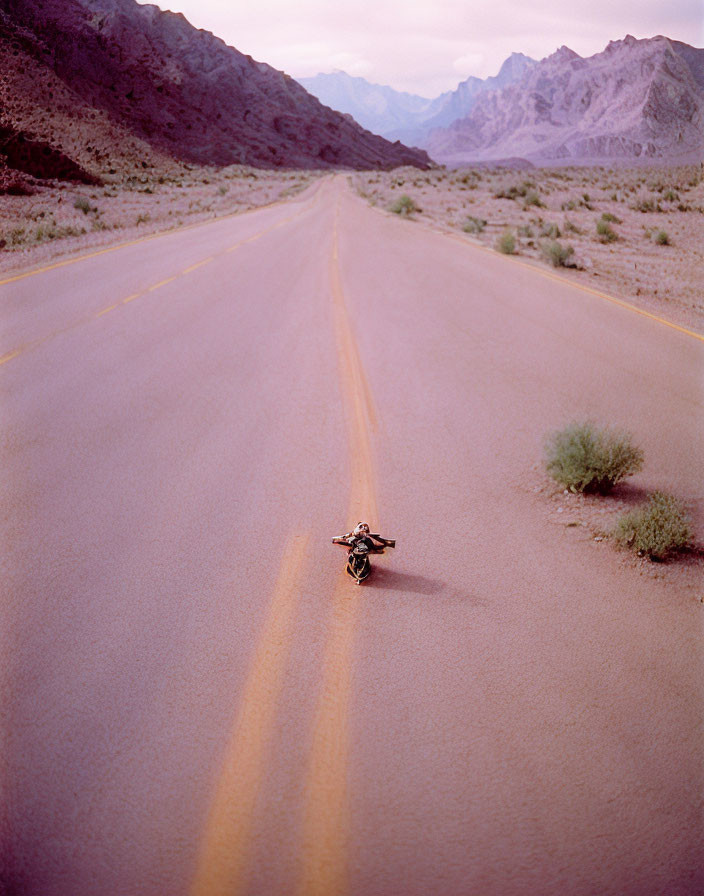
332,523,396,585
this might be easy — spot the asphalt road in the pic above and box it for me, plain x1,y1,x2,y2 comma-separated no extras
2,176,703,896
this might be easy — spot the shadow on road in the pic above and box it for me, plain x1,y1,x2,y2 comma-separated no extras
368,566,446,595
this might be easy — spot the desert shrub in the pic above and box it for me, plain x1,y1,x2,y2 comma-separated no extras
390,194,419,216
600,211,621,224
540,221,561,238
74,196,92,214
524,190,545,208
632,197,662,213
494,182,530,201
544,422,643,493
614,492,693,560
541,239,575,268
517,224,533,237
463,216,486,233
596,216,618,242
495,229,516,254
662,189,679,202
653,229,670,245
563,218,582,234
562,195,593,211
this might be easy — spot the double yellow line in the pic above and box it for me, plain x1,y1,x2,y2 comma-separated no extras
191,534,311,896
297,201,379,896
190,197,377,896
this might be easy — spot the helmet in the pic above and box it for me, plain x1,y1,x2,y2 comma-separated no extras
353,522,370,536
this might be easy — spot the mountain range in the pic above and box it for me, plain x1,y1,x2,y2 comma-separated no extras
0,0,701,183
298,53,537,145
301,37,704,165
0,0,430,185
427,36,704,165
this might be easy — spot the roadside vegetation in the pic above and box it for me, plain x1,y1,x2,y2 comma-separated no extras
495,229,516,254
351,163,704,332
0,165,315,269
614,492,693,561
544,422,643,494
542,421,697,568
390,194,420,216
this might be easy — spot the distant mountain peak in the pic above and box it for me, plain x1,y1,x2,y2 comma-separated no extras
550,45,580,61
426,35,704,166
298,52,536,142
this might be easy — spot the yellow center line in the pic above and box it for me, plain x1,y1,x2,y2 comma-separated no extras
94,303,119,318
0,348,23,366
148,276,177,292
122,293,141,304
297,196,379,896
190,533,311,896
182,257,214,275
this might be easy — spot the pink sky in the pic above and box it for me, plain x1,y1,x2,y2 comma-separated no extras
139,0,703,95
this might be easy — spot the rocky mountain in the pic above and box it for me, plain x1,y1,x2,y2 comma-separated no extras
426,36,704,165
0,0,430,186
298,53,536,144
297,71,432,140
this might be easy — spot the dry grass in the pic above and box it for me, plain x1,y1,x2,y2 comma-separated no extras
351,163,704,332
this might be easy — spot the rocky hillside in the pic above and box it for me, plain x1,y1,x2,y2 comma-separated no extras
426,36,704,165
0,0,430,186
298,54,536,144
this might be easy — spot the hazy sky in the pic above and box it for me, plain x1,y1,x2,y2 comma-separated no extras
140,0,703,96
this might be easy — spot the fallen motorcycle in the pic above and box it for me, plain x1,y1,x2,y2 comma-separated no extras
332,522,396,585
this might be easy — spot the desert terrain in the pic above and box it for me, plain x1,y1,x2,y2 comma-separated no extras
352,163,704,333
0,165,319,274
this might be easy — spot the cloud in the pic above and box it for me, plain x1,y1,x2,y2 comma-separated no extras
452,52,486,79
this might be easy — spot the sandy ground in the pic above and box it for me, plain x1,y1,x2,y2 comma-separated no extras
0,165,318,275
351,164,704,334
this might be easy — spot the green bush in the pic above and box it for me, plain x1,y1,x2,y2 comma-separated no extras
614,492,693,560
390,194,419,216
541,239,575,268
544,422,644,493
495,229,516,254
463,215,486,234
653,229,670,245
74,197,92,214
596,216,618,242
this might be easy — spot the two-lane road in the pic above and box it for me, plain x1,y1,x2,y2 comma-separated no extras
2,176,703,896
